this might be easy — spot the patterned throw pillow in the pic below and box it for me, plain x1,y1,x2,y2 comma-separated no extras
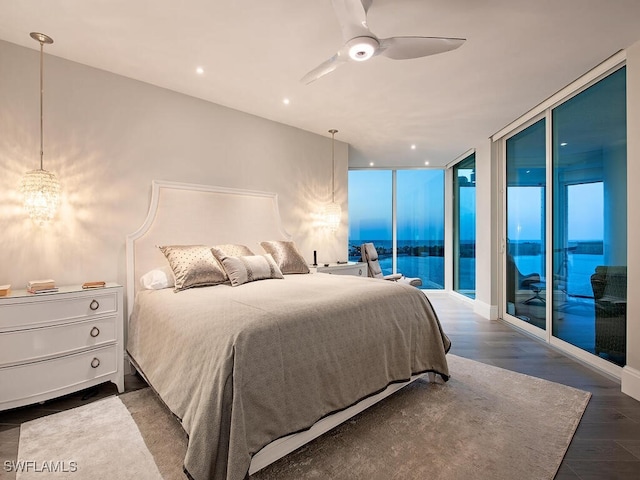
211,244,254,259
219,254,284,286
159,245,227,292
260,240,310,274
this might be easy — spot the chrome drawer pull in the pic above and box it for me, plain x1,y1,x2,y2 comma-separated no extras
90,357,100,368
90,326,100,337
89,299,100,311
359,269,362,276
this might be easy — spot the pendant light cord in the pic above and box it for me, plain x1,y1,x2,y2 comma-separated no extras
329,129,338,203
39,39,44,171
30,32,53,171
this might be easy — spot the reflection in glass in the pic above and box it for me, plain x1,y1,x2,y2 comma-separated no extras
505,119,547,329
552,67,627,366
453,154,476,298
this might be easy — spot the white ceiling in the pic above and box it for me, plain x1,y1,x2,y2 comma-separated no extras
2,0,640,168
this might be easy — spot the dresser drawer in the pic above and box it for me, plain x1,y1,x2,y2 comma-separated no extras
0,316,117,367
0,345,117,405
0,290,118,330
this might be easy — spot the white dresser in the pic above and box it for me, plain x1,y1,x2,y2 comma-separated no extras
315,262,368,277
0,283,124,411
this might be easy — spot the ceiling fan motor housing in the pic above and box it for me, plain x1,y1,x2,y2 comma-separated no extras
347,36,379,61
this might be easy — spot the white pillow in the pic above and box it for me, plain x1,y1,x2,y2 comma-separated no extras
139,265,175,290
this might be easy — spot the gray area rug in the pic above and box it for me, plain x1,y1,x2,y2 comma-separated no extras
16,396,162,480
16,355,590,480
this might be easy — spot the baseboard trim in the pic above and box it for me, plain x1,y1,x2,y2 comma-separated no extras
621,365,640,401
474,300,498,320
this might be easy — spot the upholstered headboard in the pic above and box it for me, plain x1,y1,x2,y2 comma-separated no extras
125,180,292,318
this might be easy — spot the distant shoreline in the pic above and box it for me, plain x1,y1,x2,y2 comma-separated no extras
349,239,604,259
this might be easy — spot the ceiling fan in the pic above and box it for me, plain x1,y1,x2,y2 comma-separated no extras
301,0,465,84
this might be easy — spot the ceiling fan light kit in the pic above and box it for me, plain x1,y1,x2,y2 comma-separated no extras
347,37,378,61
302,0,465,84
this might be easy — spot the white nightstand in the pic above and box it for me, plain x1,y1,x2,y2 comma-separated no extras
315,262,368,277
0,283,124,411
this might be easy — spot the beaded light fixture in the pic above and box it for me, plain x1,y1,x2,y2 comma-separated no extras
323,129,342,232
20,32,61,226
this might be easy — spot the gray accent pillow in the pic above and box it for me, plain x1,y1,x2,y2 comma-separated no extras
159,245,227,292
220,254,284,286
211,244,255,281
260,240,310,274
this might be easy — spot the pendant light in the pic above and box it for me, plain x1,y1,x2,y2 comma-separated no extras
323,129,342,232
20,32,61,226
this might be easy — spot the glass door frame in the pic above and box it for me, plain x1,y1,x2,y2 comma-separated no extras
496,54,626,379
450,150,477,300
499,113,549,341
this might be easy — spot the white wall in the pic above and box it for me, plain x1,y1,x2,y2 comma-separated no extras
622,40,640,400
473,139,497,319
0,39,348,294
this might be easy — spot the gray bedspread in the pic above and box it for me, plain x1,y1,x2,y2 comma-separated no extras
127,273,450,480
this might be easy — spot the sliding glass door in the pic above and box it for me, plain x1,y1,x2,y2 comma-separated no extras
505,119,546,330
551,67,627,366
501,65,627,369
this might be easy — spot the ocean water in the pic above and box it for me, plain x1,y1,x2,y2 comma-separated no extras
350,240,604,295
381,256,446,289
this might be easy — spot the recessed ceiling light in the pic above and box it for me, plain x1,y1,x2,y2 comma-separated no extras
424,161,429,166
196,67,204,75
411,144,416,150
283,98,290,105
369,162,374,167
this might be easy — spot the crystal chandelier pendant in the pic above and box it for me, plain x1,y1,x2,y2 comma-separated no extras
21,32,61,225
324,129,342,232
323,201,342,233
20,169,61,226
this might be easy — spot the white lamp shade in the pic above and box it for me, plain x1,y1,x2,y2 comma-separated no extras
323,202,342,232
20,169,61,225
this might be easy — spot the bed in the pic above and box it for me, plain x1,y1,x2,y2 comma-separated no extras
126,181,451,480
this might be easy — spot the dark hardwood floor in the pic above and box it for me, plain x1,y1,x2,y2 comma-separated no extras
1,294,639,479
429,294,640,480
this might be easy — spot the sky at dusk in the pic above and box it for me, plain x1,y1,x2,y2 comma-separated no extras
349,170,466,242
350,170,604,245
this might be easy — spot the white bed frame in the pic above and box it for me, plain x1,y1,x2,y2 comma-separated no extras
125,180,433,475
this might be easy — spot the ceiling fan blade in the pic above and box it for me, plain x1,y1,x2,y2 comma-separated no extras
301,52,347,84
378,36,465,60
331,0,373,40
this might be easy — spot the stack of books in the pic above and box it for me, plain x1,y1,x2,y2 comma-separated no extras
27,279,58,294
